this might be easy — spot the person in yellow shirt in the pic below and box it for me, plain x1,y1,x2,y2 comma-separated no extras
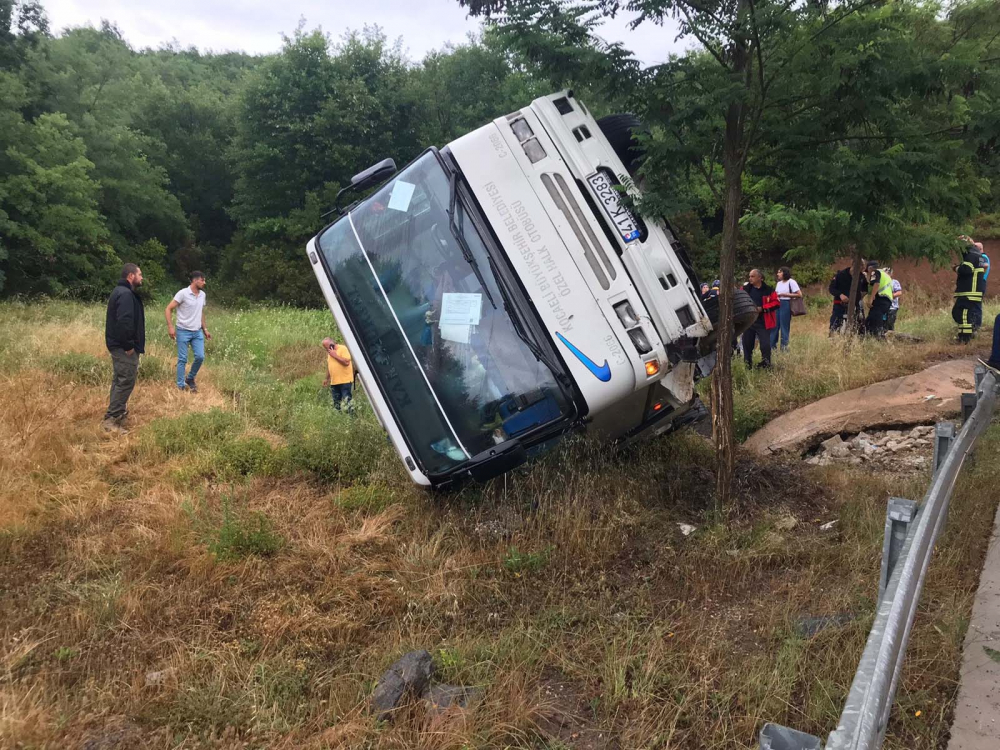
321,336,354,411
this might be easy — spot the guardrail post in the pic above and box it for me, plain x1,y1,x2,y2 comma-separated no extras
961,392,978,423
879,497,918,603
933,422,956,473
759,723,823,750
975,364,986,393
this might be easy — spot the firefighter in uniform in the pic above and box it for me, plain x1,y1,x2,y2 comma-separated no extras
952,245,985,343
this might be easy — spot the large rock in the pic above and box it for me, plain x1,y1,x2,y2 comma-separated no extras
745,359,973,456
370,650,435,721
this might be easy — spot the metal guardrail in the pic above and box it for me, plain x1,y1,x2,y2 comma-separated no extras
760,366,999,750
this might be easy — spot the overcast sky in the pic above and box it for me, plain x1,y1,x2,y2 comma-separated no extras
43,0,690,67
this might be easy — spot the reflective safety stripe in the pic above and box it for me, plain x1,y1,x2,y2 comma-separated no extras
876,269,894,300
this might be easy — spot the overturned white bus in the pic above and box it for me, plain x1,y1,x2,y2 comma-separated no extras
306,91,753,487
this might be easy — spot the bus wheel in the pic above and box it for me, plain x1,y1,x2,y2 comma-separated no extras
701,289,759,340
596,114,645,176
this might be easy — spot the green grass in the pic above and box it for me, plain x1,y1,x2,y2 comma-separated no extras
1,296,998,750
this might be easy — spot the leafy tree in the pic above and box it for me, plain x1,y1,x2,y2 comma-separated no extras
0,74,112,296
457,0,975,512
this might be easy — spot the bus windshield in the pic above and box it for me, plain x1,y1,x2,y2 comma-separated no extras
317,151,572,477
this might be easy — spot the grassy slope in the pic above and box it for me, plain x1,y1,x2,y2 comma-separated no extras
0,296,998,749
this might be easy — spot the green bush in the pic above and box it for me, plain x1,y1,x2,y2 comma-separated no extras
503,546,553,575
284,405,390,483
47,352,107,385
147,408,242,457
208,498,283,561
217,436,275,477
137,353,171,382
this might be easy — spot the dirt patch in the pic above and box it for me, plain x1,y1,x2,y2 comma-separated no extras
745,359,975,456
535,668,620,750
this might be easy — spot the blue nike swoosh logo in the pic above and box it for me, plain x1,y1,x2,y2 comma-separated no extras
555,332,611,382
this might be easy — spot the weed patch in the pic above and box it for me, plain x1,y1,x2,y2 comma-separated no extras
207,497,284,561
216,436,275,478
146,408,242,457
45,351,106,385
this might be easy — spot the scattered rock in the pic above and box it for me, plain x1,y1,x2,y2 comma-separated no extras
820,434,845,452
144,667,177,687
678,523,697,537
81,723,142,750
819,520,838,531
795,612,855,638
775,515,798,531
371,650,435,721
423,685,482,716
805,424,937,472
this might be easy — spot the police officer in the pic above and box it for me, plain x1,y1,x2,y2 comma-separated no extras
865,261,894,338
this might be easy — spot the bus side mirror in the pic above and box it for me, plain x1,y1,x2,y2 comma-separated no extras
350,158,396,191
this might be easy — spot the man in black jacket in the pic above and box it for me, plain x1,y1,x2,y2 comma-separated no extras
102,264,145,432
829,261,869,334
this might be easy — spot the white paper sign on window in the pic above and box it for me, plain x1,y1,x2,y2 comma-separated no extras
387,180,415,212
439,292,482,326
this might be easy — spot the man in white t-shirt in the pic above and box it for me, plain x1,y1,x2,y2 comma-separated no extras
165,271,212,392
887,275,902,331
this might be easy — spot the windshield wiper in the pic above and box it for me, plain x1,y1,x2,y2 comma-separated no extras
486,253,571,389
448,170,497,310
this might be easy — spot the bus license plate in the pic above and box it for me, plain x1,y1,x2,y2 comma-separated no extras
586,171,641,243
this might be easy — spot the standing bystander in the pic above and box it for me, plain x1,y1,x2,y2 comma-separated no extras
771,266,801,352
102,264,145,433
828,261,869,334
165,271,211,392
741,269,778,369
322,336,354,411
886,273,902,331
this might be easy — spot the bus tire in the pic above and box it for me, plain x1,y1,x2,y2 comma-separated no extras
702,289,758,337
596,114,645,176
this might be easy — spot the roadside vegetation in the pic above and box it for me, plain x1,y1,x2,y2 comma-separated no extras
1,295,997,749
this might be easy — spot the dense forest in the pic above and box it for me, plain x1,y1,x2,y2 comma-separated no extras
1,0,999,304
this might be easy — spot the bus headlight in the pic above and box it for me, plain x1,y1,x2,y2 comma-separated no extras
628,328,652,354
613,301,639,328
522,138,546,163
511,118,534,142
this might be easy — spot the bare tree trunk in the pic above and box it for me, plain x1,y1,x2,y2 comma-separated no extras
712,59,748,518
846,246,864,332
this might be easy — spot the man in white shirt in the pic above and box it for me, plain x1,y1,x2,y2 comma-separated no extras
165,271,212,392
887,275,902,330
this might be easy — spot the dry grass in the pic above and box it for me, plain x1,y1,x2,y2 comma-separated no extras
0,298,997,749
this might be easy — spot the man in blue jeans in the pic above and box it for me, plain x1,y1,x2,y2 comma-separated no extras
165,271,211,392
